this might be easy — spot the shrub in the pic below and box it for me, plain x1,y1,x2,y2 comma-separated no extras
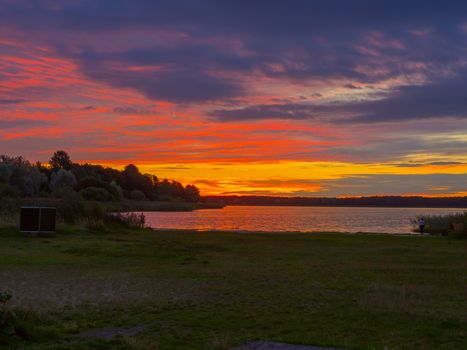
76,177,121,200
0,162,13,183
109,181,123,200
129,190,146,201
80,186,114,201
0,184,20,198
84,202,108,231
21,167,47,196
56,190,85,224
50,169,77,193
157,194,174,202
76,176,104,191
106,212,146,229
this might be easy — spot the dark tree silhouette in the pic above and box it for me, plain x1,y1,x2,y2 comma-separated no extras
1,151,202,202
185,184,201,202
203,195,467,208
122,164,157,200
50,150,72,170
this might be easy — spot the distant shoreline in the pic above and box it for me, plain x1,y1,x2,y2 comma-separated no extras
204,203,467,209
203,195,467,209
147,227,418,236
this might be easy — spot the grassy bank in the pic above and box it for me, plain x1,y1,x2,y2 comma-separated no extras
106,199,225,212
0,198,223,227
1,197,223,212
0,227,466,350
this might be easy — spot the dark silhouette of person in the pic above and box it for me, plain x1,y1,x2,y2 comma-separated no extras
418,217,425,235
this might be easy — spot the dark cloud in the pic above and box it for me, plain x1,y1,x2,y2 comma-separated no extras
2,1,467,103
74,52,244,103
346,72,467,122
158,165,192,170
113,106,151,115
271,98,292,103
211,69,467,123
1,1,467,109
428,161,464,165
344,84,363,90
0,118,50,129
3,1,467,35
209,104,321,122
395,163,424,168
395,161,465,167
0,98,28,104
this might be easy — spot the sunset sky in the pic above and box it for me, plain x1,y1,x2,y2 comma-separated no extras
1,1,467,197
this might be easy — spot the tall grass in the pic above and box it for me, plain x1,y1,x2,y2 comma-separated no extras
413,212,467,236
0,196,146,232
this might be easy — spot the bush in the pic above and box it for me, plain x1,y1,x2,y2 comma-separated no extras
158,194,175,202
129,190,146,201
106,212,145,229
80,187,114,201
0,184,20,198
50,169,77,193
109,181,123,200
76,177,121,200
56,190,85,224
84,202,107,231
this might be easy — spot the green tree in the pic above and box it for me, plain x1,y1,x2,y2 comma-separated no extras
50,169,77,192
0,155,47,196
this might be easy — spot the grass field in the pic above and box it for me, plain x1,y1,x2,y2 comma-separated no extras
0,226,466,349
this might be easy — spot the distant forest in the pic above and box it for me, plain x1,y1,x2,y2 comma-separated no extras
204,195,467,208
0,151,200,202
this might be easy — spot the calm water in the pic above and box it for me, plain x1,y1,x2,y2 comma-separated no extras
143,206,467,234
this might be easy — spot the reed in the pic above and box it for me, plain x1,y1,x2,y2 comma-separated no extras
412,212,467,236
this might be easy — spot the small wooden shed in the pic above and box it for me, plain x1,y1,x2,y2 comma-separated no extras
20,206,56,233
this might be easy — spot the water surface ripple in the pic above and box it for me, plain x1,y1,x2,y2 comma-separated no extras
142,206,466,234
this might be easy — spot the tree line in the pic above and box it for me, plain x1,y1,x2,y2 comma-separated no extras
204,195,467,208
0,151,201,202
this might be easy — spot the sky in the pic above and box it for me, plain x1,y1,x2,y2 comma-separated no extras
1,0,467,197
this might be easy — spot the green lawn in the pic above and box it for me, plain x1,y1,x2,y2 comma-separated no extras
0,226,466,349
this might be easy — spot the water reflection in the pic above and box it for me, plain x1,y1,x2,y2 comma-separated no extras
143,206,467,234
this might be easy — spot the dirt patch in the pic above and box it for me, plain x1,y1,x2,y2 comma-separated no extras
0,269,208,311
232,342,346,350
80,323,148,340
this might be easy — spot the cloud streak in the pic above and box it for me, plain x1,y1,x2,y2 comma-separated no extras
0,118,51,129
210,69,467,123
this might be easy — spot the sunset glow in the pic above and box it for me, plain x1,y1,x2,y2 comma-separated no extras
1,1,467,197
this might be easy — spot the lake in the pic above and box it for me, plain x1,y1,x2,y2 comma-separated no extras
142,206,467,234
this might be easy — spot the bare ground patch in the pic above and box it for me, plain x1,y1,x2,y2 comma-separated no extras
232,341,347,350
0,269,208,311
